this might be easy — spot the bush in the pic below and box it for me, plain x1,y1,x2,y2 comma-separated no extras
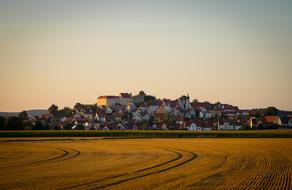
75,124,85,130
63,123,73,130
32,120,49,130
0,116,6,130
6,116,25,130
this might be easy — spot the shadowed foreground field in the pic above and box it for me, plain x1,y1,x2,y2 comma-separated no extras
0,138,291,190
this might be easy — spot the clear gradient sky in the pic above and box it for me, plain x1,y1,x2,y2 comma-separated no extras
0,0,292,112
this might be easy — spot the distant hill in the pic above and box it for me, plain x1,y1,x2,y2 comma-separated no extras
0,112,19,117
0,109,49,117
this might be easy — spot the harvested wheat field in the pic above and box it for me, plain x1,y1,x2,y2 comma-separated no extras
0,138,291,190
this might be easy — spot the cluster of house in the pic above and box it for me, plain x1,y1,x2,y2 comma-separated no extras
28,91,290,131
23,91,292,131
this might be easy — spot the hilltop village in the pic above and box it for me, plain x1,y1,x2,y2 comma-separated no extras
1,91,292,130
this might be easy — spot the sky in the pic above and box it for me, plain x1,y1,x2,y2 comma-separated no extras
0,0,292,112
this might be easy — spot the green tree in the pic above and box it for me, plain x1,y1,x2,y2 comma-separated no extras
32,120,49,130
139,90,146,96
89,104,98,113
251,110,263,118
140,121,149,130
32,120,43,130
59,107,74,117
0,116,6,130
49,118,60,130
266,107,279,116
6,116,24,130
63,123,73,130
18,111,28,120
48,104,59,116
144,95,156,102
74,103,82,112
179,95,187,101
75,124,85,130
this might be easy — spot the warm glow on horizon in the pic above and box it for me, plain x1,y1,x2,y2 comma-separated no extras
0,0,292,112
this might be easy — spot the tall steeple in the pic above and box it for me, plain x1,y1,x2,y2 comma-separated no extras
186,93,190,110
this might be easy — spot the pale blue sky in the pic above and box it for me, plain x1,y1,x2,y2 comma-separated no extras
0,0,292,111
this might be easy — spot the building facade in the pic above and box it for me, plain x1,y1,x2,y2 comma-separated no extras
97,96,120,107
97,93,133,107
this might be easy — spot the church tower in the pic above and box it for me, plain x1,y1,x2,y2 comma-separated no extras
186,93,191,110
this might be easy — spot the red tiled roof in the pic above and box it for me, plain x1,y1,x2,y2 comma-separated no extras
156,106,166,114
264,116,280,123
98,96,119,99
112,112,123,118
173,115,183,121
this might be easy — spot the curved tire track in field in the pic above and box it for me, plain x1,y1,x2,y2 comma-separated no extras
59,149,197,190
91,149,197,190
51,148,81,163
0,148,80,169
59,149,183,190
133,149,183,173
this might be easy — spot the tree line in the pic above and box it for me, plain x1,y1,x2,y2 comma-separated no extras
0,111,29,130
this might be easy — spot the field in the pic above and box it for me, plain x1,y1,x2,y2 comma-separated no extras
0,138,291,190
1,129,292,138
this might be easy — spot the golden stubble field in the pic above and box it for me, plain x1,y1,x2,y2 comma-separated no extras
0,138,291,190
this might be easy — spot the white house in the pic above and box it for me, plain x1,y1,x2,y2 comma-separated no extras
163,105,172,113
106,107,113,114
117,123,126,130
97,93,133,107
132,111,142,122
83,113,93,120
148,106,159,115
234,125,243,130
173,109,181,116
119,93,133,106
187,123,197,131
189,110,197,118
161,124,168,130
205,112,212,119
218,122,242,130
95,113,99,120
288,118,292,127
196,126,203,131
142,113,150,121
95,113,106,123
97,96,120,107
218,122,230,130
127,103,137,112
151,124,158,130
103,126,109,131
199,112,204,118
202,127,212,131
84,122,99,130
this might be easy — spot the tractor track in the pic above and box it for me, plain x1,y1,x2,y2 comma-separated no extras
90,149,197,190
59,149,197,190
0,148,80,169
